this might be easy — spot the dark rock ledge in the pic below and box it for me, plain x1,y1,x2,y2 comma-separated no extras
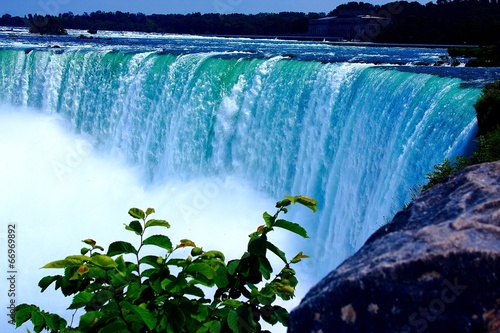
289,161,500,333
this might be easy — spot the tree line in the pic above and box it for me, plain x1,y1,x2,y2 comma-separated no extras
0,11,318,36
1,0,499,45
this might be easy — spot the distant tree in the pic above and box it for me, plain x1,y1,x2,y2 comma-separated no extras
329,2,376,16
376,0,500,44
0,13,25,27
3,2,500,44
27,15,67,35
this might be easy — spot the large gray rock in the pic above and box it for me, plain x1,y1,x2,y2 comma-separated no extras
289,162,500,333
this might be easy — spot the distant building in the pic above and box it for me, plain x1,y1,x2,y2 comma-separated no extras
308,11,391,41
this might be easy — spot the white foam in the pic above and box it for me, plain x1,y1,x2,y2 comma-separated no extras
0,104,306,333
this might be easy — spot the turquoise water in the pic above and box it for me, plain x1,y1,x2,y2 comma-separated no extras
0,32,489,332
0,44,481,274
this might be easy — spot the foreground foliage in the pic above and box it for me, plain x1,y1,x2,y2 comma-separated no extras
15,195,317,333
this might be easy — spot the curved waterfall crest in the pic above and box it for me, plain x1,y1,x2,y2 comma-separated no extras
0,47,479,277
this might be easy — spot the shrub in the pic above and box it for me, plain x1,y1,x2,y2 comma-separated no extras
15,195,317,333
448,45,500,68
27,16,68,35
422,79,500,191
421,156,470,191
474,128,500,163
474,80,500,137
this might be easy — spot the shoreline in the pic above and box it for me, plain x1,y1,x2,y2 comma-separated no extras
0,25,481,49
207,34,481,48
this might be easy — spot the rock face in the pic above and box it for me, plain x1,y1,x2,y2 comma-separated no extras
289,162,500,333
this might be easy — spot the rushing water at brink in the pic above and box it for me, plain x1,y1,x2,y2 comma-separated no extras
0,28,496,332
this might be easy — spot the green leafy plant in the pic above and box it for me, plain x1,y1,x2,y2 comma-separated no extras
421,155,471,191
474,80,500,137
421,79,500,192
15,195,316,333
384,79,500,222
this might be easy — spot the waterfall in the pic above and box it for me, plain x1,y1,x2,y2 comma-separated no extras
0,47,479,327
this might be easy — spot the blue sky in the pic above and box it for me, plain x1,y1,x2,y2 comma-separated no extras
0,0,389,17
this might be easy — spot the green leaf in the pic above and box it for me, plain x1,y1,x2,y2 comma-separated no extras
258,256,273,280
128,208,145,219
81,247,90,255
91,290,114,306
139,255,162,269
191,247,204,256
166,258,189,269
176,238,196,249
79,311,105,330
42,258,83,269
145,219,171,229
31,310,44,326
248,234,267,256
222,299,244,308
115,255,127,274
87,266,108,279
276,198,292,208
186,263,216,280
15,304,36,327
291,251,310,264
183,284,205,297
90,255,118,268
163,303,186,332
66,255,91,261
38,275,61,292
125,220,143,235
125,281,142,299
68,291,93,309
214,266,229,288
82,239,97,247
235,307,257,332
201,250,225,261
107,241,137,256
191,304,209,322
257,285,276,306
145,207,155,216
260,305,278,325
227,260,239,275
43,313,66,331
263,212,273,228
209,320,221,333
274,219,309,238
196,327,209,333
227,309,239,333
285,195,317,212
274,281,295,300
141,268,157,278
266,241,287,263
273,305,289,326
97,319,129,333
121,301,157,331
143,235,173,252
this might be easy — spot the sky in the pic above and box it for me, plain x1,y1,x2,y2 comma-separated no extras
0,0,390,17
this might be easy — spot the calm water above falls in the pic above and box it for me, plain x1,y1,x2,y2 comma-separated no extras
0,28,498,332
